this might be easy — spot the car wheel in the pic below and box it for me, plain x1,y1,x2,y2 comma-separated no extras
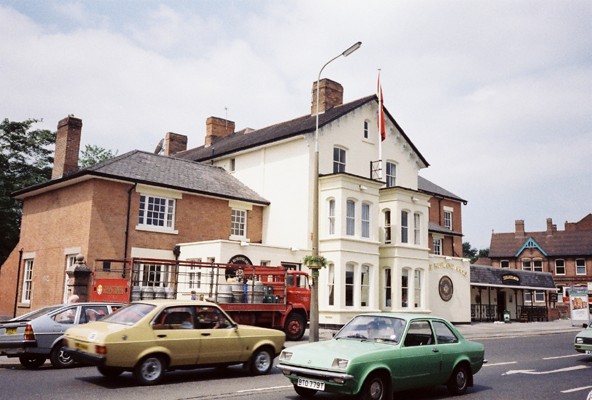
447,364,470,395
358,372,391,400
294,384,317,398
248,347,273,375
284,313,306,341
98,365,124,378
18,355,46,369
133,355,166,385
50,345,75,368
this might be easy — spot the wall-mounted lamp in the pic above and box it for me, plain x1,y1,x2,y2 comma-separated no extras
240,241,249,247
359,185,368,191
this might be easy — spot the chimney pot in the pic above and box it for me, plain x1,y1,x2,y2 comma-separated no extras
52,116,82,179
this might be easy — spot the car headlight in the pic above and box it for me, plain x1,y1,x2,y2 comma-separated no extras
575,337,584,344
331,358,349,369
279,351,293,362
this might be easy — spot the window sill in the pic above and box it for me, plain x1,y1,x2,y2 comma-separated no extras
136,225,179,235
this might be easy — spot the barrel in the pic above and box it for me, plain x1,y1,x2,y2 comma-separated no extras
154,287,166,299
140,286,154,299
249,281,265,303
165,287,176,299
231,283,246,303
218,284,233,303
131,286,141,302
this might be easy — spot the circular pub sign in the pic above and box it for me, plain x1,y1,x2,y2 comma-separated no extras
438,275,454,302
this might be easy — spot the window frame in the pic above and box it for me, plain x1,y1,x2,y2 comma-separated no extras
401,210,409,244
328,199,336,235
444,210,452,230
230,208,247,239
386,162,396,187
346,199,356,236
555,259,565,275
333,147,346,173
138,194,176,231
361,203,370,238
21,259,34,303
576,259,586,275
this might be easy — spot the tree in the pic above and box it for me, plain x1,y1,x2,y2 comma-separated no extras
0,118,55,265
79,144,117,168
463,242,490,264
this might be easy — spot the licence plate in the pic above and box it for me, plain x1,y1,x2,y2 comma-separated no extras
75,342,88,351
5,328,17,335
297,377,325,391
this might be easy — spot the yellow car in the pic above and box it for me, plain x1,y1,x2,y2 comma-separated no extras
63,300,285,385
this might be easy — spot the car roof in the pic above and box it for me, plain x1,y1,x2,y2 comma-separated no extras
130,299,217,307
353,313,450,322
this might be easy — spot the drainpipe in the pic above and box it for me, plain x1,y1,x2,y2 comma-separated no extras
124,184,136,260
13,248,23,318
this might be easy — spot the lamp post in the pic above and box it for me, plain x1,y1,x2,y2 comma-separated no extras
309,41,361,342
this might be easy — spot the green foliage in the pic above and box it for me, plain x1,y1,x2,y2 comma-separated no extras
79,144,117,168
463,242,489,264
0,118,55,264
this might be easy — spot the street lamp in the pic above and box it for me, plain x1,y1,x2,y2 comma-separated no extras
310,41,362,342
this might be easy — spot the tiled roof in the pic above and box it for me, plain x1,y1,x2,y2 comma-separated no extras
176,95,429,167
489,229,592,258
428,222,463,237
471,264,556,290
13,150,269,205
418,176,466,204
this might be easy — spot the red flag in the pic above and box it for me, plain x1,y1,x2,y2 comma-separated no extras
377,73,386,141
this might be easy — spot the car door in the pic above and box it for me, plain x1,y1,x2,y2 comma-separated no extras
431,320,463,383
194,306,244,365
391,320,442,391
151,306,201,366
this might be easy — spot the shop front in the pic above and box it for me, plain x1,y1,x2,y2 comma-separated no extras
470,265,557,322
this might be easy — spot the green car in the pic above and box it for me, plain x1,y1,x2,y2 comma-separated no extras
574,321,592,354
278,313,485,399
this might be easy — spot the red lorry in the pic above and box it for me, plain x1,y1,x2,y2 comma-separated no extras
89,258,311,341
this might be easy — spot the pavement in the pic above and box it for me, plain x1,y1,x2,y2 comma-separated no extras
0,319,586,368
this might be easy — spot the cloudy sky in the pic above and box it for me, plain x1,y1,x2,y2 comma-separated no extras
1,0,591,249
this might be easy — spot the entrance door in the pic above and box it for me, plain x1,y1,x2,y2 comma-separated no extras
497,291,506,321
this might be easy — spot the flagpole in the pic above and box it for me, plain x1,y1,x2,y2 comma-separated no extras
377,69,384,179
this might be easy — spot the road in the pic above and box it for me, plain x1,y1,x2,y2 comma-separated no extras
1,332,591,400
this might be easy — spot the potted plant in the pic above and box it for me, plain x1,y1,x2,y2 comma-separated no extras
303,255,328,269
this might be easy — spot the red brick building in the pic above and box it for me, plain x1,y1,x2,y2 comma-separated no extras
0,116,268,318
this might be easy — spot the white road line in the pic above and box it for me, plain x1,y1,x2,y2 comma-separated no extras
503,365,589,376
561,386,592,394
483,361,517,367
237,385,293,393
543,354,583,360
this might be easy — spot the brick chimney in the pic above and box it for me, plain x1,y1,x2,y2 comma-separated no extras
515,220,525,237
52,116,82,179
311,78,344,115
546,218,557,235
164,132,188,156
204,117,235,147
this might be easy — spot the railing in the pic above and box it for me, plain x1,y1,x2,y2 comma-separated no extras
518,305,548,322
471,304,497,322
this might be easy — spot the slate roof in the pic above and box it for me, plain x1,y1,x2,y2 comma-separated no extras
471,264,556,290
428,222,463,237
176,95,429,167
489,229,592,258
418,176,467,204
12,150,269,205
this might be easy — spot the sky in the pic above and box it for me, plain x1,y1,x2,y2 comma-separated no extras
1,0,591,250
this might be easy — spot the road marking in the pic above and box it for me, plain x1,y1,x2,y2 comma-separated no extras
237,385,293,393
484,361,517,367
503,365,589,376
561,386,592,394
543,354,582,360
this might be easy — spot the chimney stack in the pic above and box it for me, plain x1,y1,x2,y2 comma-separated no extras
205,117,235,147
546,218,556,235
311,78,344,115
515,220,525,237
52,116,82,179
164,132,188,156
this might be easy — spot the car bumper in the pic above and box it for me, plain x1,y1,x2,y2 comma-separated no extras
66,348,106,366
278,363,357,395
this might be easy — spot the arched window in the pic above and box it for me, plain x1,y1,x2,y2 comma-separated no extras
346,199,356,236
328,199,335,235
384,210,392,244
362,203,370,238
401,210,409,243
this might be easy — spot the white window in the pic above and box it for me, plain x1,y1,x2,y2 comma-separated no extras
361,265,370,307
361,203,370,238
433,238,442,255
501,260,510,269
345,263,355,306
230,209,247,238
328,264,335,306
576,259,586,275
230,158,236,172
533,259,543,272
525,291,545,303
139,194,175,229
64,254,78,302
333,147,346,173
414,269,423,308
22,259,34,303
413,213,421,245
401,210,409,243
384,210,392,244
444,210,452,230
141,263,170,287
401,269,409,308
363,120,369,139
522,259,532,271
384,268,392,307
555,259,565,275
346,200,355,236
386,162,396,187
328,199,335,235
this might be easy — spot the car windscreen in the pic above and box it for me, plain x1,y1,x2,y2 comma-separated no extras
11,305,64,321
335,315,405,343
101,303,156,325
